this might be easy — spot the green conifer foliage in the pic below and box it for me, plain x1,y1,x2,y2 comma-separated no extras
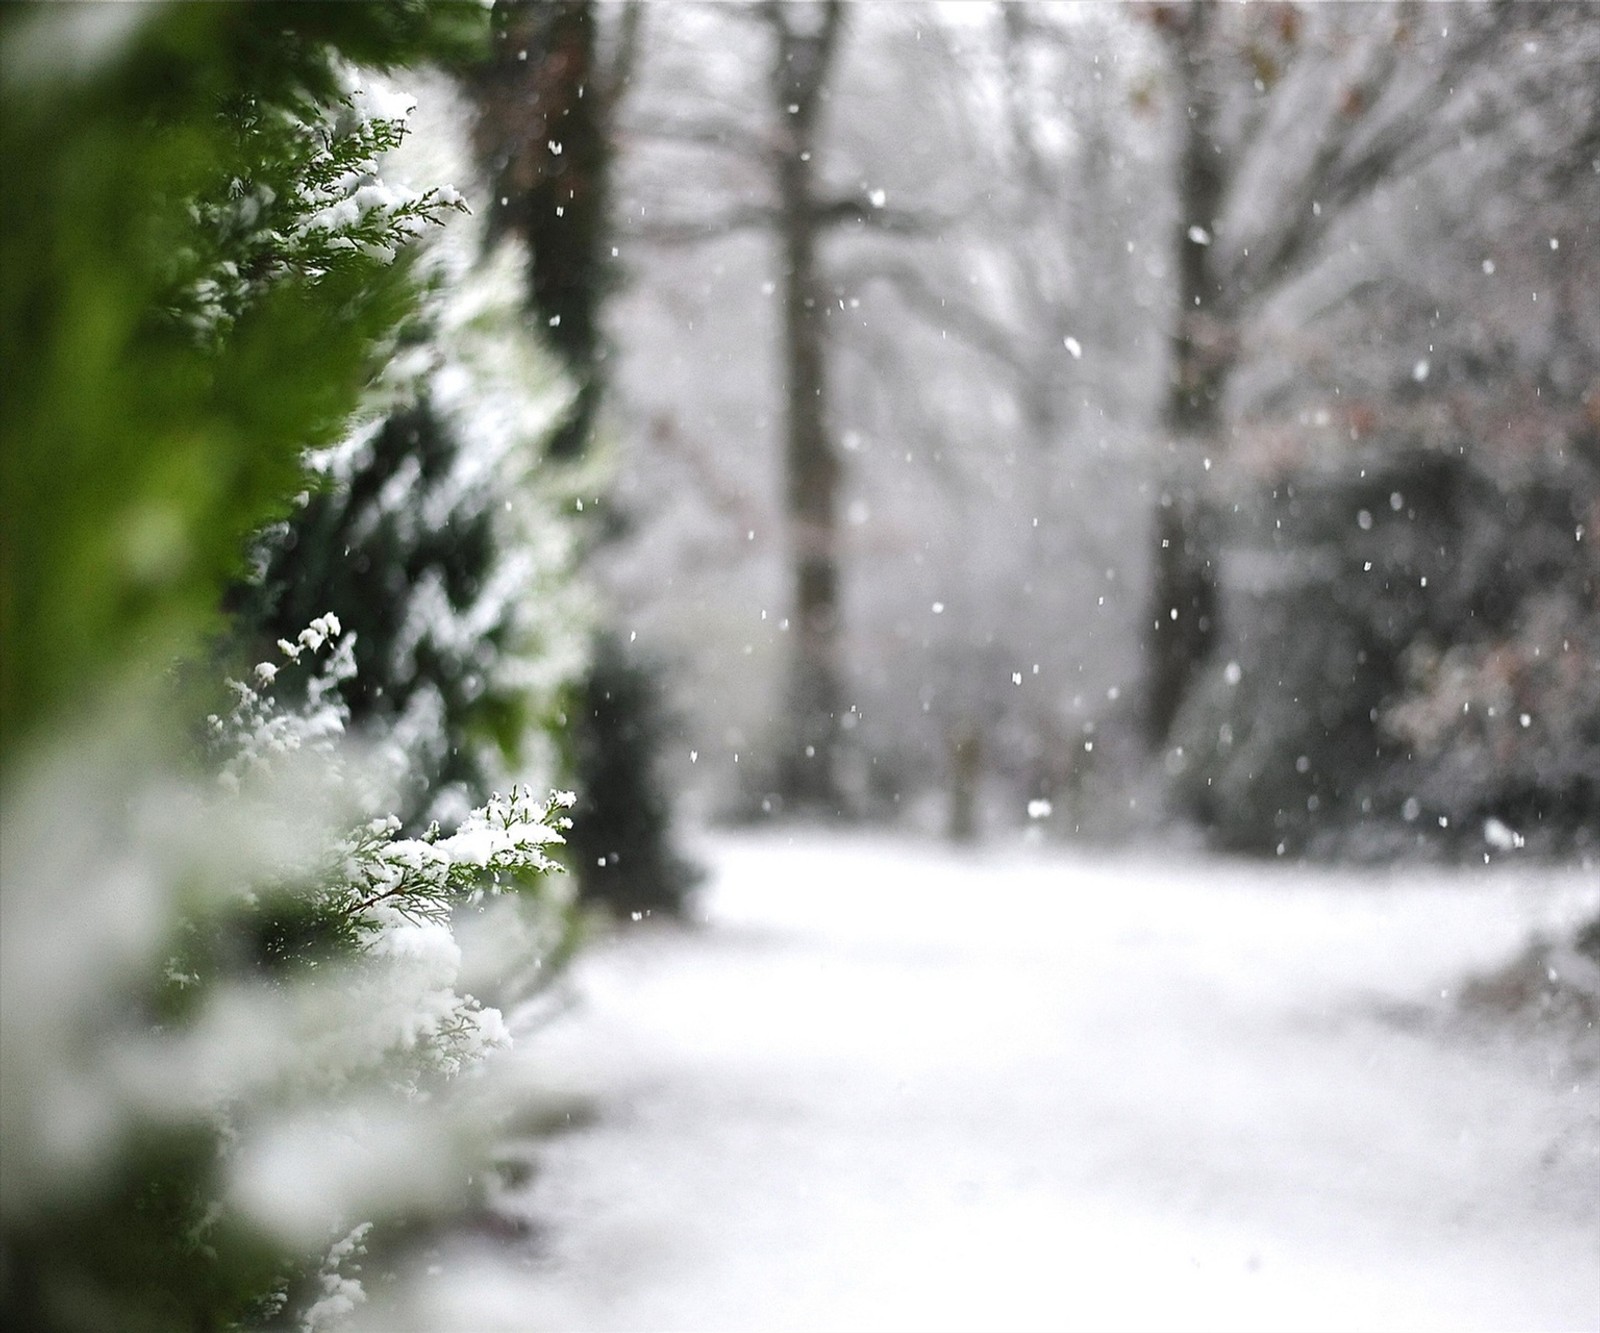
0,1,455,770
229,218,588,832
3,8,584,1329
236,392,512,829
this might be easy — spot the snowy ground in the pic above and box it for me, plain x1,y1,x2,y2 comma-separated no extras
429,832,1598,1332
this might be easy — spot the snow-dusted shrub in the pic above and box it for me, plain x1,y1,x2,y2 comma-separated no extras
1381,591,1600,855
2,622,575,1331
173,78,466,347
1,3,467,762
2,8,589,1328
234,184,592,830
1173,441,1599,859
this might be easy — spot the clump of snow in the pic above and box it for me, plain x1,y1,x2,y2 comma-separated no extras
302,1223,373,1332
1483,817,1524,852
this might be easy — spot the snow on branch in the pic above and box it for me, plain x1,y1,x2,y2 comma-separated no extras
174,73,468,344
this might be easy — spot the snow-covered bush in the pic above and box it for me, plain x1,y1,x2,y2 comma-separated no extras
1172,438,1599,859
232,153,591,830
1380,584,1600,855
2,7,588,1328
173,80,466,347
2,3,465,761
2,623,574,1331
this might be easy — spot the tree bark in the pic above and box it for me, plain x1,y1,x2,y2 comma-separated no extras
474,0,630,458
1144,0,1231,749
1138,1,1520,750
765,1,848,813
469,3,703,917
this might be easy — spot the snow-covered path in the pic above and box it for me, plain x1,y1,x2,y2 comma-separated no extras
493,833,1599,1333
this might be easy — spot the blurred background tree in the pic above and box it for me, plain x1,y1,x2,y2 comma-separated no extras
595,3,1158,834
586,0,1597,860
468,0,701,914
1156,1,1600,856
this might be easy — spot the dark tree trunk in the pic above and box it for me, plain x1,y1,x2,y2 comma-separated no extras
468,4,698,918
1144,0,1232,749
1144,482,1220,749
765,1,848,813
474,0,624,458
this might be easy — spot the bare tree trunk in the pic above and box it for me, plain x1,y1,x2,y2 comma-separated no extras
469,3,703,919
473,0,638,458
1138,1,1514,750
947,722,982,844
1144,0,1231,749
765,1,848,813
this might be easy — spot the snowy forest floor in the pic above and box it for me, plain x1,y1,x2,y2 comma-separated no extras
443,832,1597,1332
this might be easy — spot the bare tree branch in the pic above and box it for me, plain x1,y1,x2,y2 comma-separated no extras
1232,7,1509,310
617,114,774,159
645,410,770,544
759,0,846,124
811,195,947,234
616,204,779,247
831,254,1029,378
